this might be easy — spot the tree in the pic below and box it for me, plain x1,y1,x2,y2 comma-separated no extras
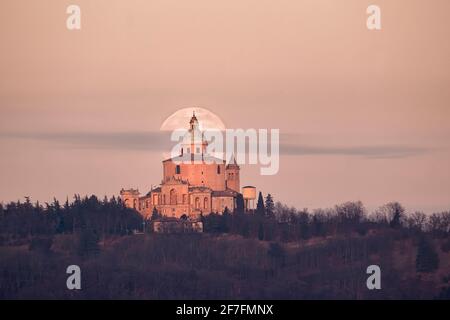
203,213,222,233
151,207,161,220
335,201,365,223
297,209,310,240
77,227,100,258
241,221,250,238
221,207,231,233
311,210,327,237
265,194,275,218
407,211,427,231
256,192,265,217
235,193,245,214
268,242,286,268
427,212,450,236
416,236,439,273
258,223,264,241
376,202,405,228
388,202,405,228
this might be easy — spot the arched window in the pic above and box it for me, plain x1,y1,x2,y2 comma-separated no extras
217,165,221,174
175,165,181,174
195,197,200,209
170,189,177,205
133,199,137,209
183,194,187,204
204,197,208,209
163,194,166,205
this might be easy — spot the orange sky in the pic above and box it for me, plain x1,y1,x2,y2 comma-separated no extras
1,0,449,213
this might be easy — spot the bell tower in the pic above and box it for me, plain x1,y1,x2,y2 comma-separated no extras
225,155,240,192
181,111,208,156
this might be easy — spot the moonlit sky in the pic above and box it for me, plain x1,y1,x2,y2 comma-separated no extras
1,0,449,213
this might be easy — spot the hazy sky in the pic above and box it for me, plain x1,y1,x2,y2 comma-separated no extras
1,0,449,213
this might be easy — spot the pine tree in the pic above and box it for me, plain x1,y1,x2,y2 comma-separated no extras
256,192,265,216
416,236,439,273
265,194,275,218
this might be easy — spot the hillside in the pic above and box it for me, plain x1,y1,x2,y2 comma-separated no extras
1,231,449,299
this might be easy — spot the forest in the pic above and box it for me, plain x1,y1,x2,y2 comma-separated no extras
0,193,449,299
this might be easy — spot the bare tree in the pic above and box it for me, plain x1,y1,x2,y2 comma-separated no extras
375,202,406,228
407,211,427,231
427,212,450,235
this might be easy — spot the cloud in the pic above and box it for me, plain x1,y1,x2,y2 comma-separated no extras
280,144,429,159
0,130,431,159
0,131,172,151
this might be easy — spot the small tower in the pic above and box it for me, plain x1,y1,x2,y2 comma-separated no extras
242,186,256,211
226,155,240,192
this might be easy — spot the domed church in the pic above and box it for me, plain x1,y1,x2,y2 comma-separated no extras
120,112,241,219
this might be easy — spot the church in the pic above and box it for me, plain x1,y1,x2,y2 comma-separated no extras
120,112,242,220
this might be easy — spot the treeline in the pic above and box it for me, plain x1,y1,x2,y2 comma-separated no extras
1,193,449,243
201,192,450,242
0,195,142,241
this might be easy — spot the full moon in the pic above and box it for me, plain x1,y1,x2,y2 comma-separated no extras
160,107,226,132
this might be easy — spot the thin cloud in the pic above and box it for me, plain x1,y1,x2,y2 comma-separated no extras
0,130,431,159
280,144,430,159
0,131,171,151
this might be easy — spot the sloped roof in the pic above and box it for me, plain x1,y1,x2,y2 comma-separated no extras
188,186,212,193
146,187,161,196
212,188,239,197
163,154,225,164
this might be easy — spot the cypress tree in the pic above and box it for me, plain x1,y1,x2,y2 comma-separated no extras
256,192,265,217
235,193,245,214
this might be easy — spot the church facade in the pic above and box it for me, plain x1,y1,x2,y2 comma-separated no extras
120,113,241,219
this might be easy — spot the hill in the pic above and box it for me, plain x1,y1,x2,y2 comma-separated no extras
1,231,449,299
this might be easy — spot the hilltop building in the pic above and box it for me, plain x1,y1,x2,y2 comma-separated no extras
120,113,244,220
